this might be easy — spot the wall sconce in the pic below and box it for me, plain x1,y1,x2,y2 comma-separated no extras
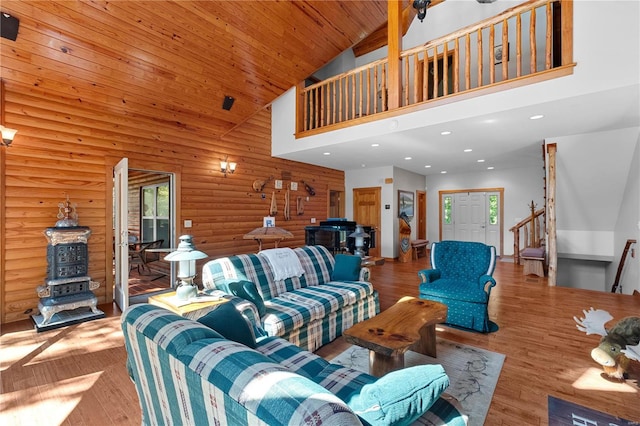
164,235,209,301
0,125,17,147
220,155,237,177
1,79,17,147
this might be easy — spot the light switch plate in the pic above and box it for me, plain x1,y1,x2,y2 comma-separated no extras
184,219,192,228
275,180,283,189
291,182,298,190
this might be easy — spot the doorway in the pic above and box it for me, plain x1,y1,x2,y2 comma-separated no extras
439,188,503,255
352,187,381,257
113,158,178,311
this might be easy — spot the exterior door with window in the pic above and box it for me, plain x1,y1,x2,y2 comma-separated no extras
440,190,502,255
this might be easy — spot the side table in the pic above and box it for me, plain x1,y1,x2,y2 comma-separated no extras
148,291,228,320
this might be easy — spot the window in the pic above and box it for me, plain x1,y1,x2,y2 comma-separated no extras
141,183,169,247
489,195,498,225
443,196,452,225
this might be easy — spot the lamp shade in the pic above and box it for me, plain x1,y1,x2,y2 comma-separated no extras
164,235,208,262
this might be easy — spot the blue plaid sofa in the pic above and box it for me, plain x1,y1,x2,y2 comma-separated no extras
201,245,379,352
122,303,468,425
417,241,497,333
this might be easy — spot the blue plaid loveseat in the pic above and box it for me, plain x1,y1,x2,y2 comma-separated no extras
122,304,468,426
418,241,497,333
202,245,379,352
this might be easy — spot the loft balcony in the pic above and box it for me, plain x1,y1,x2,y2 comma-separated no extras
296,0,575,138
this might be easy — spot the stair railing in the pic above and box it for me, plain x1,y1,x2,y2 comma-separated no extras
510,206,545,265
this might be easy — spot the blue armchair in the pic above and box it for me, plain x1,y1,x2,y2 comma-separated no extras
417,240,497,333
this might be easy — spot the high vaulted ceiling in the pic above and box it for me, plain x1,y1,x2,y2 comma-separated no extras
1,0,405,139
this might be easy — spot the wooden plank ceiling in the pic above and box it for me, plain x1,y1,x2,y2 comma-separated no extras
0,0,396,140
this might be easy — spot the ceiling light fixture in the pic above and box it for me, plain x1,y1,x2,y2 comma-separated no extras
424,165,431,168
404,156,412,160
530,114,544,120
323,152,331,156
412,0,431,22
464,149,473,152
477,159,485,163
371,143,379,147
487,166,495,170
441,171,447,174
441,131,451,135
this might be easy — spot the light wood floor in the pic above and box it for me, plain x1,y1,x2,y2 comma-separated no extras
2,257,639,425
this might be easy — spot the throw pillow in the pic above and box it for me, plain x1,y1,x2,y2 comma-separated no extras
347,365,449,426
331,254,362,281
228,280,266,317
197,302,257,349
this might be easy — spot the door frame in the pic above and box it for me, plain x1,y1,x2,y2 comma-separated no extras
105,157,182,307
417,190,427,240
438,187,504,255
352,186,381,257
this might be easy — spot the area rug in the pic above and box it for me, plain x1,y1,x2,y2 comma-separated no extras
548,395,636,425
331,338,505,426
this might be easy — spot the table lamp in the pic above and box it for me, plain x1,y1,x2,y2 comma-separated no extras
164,235,208,300
349,225,370,258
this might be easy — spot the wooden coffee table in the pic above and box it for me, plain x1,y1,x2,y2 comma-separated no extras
343,296,447,376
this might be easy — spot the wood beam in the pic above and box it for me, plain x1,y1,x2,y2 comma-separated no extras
387,0,403,110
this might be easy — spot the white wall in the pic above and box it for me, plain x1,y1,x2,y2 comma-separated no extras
425,166,544,256
609,131,640,295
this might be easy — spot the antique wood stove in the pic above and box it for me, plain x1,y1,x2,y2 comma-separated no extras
31,196,104,331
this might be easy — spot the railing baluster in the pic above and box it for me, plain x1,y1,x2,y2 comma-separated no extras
502,19,509,80
516,13,522,77
381,64,387,112
433,45,439,99
404,56,410,106
489,25,495,84
366,68,371,116
443,42,449,96
530,8,537,74
465,34,471,91
453,38,460,94
477,29,483,88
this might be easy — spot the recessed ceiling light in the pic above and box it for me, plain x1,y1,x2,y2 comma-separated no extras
371,143,379,147
477,159,485,163
464,149,472,152
404,156,412,160
529,114,544,120
487,166,495,170
361,164,366,168
424,165,431,168
441,131,451,135
323,152,330,155
441,171,447,174
483,119,496,124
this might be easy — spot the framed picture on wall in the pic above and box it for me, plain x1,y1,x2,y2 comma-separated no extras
398,190,414,218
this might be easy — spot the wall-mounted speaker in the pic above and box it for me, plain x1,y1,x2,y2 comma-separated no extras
222,96,235,111
1,12,19,41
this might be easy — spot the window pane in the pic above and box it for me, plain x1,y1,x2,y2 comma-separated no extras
489,195,498,225
143,188,155,216
157,184,169,217
142,219,154,241
157,220,170,248
444,196,452,225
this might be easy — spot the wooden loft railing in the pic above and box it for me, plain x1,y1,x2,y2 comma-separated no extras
296,0,574,136
510,203,546,265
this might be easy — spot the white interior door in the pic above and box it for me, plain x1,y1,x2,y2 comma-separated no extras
455,193,486,242
114,157,129,311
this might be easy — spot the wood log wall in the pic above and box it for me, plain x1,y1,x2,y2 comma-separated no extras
1,88,343,324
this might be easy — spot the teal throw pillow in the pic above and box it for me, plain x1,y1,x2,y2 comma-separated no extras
197,302,257,349
331,254,362,281
347,365,449,426
228,280,266,317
